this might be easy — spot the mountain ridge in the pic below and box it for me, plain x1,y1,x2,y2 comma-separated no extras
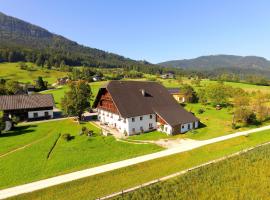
159,54,270,71
0,11,153,69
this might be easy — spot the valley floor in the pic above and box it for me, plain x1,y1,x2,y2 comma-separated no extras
2,125,270,199
113,141,270,200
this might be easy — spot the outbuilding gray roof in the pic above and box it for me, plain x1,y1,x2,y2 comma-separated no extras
94,81,198,126
0,94,55,111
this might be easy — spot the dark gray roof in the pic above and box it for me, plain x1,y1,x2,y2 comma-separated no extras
167,88,180,94
94,81,198,126
0,94,55,111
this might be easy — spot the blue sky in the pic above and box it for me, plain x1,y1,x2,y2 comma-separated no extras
0,0,270,63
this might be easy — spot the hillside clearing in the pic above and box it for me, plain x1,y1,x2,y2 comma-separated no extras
0,62,67,84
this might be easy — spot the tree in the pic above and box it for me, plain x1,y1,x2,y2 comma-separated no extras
35,76,47,91
206,82,232,106
181,84,198,103
5,80,21,94
233,95,253,125
251,92,269,122
61,80,91,120
191,77,201,86
197,88,208,105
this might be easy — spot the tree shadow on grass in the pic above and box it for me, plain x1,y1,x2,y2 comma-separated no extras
0,125,37,138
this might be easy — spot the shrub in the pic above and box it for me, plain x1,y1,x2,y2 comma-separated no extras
81,126,94,136
62,133,72,141
198,108,205,114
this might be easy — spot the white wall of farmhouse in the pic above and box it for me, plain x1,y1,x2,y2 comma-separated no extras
97,109,199,136
157,124,173,135
97,109,157,136
126,114,157,135
98,109,129,134
28,110,53,119
180,121,199,133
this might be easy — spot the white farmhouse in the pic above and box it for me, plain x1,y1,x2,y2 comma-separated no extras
93,81,199,136
0,94,55,121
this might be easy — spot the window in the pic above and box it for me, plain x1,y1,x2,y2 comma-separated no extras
149,114,152,119
33,112,38,118
140,127,144,132
188,124,191,129
140,116,143,121
182,125,184,129
149,123,153,129
44,111,49,117
165,127,167,132
132,118,135,122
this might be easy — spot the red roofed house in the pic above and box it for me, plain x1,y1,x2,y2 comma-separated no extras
93,81,199,136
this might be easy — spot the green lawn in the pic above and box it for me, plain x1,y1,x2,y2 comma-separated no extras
115,142,270,200
158,77,270,94
41,86,69,109
41,81,107,109
201,79,270,93
0,62,67,84
128,131,171,141
0,120,162,189
9,129,270,200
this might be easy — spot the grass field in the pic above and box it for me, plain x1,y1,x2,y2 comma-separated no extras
41,86,68,109
159,77,270,93
41,81,107,109
115,143,270,200
8,129,270,200
0,120,162,189
0,62,67,84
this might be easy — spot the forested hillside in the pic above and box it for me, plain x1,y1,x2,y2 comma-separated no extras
0,12,159,73
159,55,270,77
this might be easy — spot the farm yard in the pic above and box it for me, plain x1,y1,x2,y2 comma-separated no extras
7,129,270,200
0,119,162,189
114,143,270,200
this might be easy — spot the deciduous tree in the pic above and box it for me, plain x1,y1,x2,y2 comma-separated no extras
61,80,91,120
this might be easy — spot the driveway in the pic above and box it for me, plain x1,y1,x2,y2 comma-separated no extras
1,125,270,199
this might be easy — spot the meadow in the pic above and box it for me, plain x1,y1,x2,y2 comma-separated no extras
8,129,270,200
0,119,162,189
0,62,67,84
115,143,270,200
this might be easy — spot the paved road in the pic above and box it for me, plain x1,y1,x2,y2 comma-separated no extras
1,125,270,199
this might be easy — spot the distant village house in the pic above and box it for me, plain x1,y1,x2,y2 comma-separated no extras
161,72,175,79
56,77,69,85
93,81,199,136
167,88,186,103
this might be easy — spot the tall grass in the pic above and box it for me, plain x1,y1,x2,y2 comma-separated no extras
115,144,270,200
